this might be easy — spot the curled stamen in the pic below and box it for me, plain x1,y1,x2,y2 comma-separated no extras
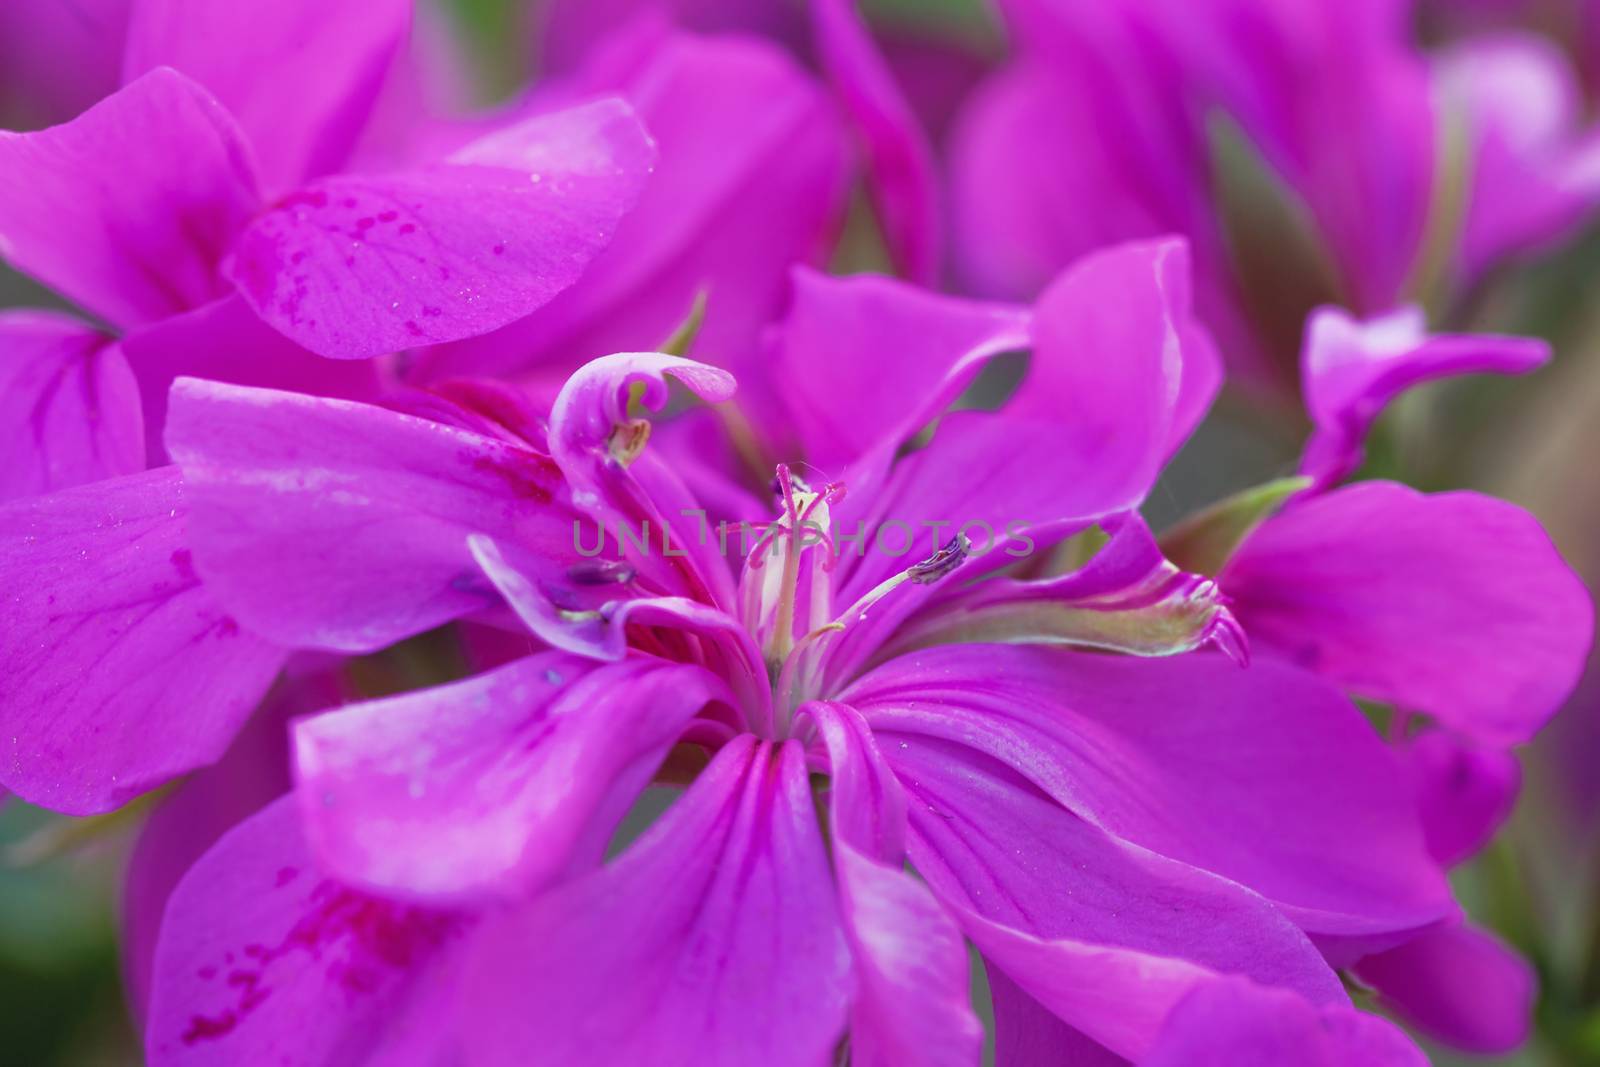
607,418,651,465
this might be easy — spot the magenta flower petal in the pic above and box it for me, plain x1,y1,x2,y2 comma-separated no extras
123,663,345,1019
773,267,1030,476
804,702,983,1067
891,736,1344,1006
224,98,656,359
122,293,380,463
1404,730,1521,867
123,0,411,190
1223,481,1594,743
0,467,285,814
0,310,143,499
812,0,942,284
146,797,474,1066
461,736,852,1066
294,652,731,901
1012,239,1221,503
1438,32,1600,280
0,68,260,329
0,0,128,129
849,645,1452,943
412,27,850,385
1298,305,1548,489
164,379,582,652
989,970,1131,1066
1142,974,1427,1067
1353,921,1535,1054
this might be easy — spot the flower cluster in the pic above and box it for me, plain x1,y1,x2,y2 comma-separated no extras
0,2,1593,1065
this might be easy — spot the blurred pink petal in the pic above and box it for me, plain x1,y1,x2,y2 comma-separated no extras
123,0,411,189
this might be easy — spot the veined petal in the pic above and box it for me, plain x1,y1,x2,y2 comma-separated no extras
1353,921,1534,1054
887,514,1246,663
165,378,582,652
0,68,260,328
0,310,144,499
225,98,656,359
849,645,1452,942
460,737,852,1067
891,737,1344,1006
146,797,474,1066
123,662,348,1019
294,652,732,901
773,267,1030,478
122,294,380,464
988,970,1131,1066
1297,306,1548,490
803,702,983,1067
1222,481,1593,743
124,0,411,190
1008,238,1221,495
812,0,941,284
1141,974,1427,1067
0,466,286,814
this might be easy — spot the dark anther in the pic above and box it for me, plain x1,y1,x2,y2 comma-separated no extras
567,559,637,585
908,534,970,585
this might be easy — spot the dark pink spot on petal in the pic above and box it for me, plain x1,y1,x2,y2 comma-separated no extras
398,223,416,235
182,1011,238,1045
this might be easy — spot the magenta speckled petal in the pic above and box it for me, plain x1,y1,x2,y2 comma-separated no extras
225,98,656,359
146,796,474,1066
411,28,850,387
0,68,260,328
461,737,852,1067
1224,481,1593,743
123,662,346,1019
0,467,285,814
0,310,143,499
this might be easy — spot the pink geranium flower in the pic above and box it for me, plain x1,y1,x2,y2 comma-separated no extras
131,239,1587,1064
